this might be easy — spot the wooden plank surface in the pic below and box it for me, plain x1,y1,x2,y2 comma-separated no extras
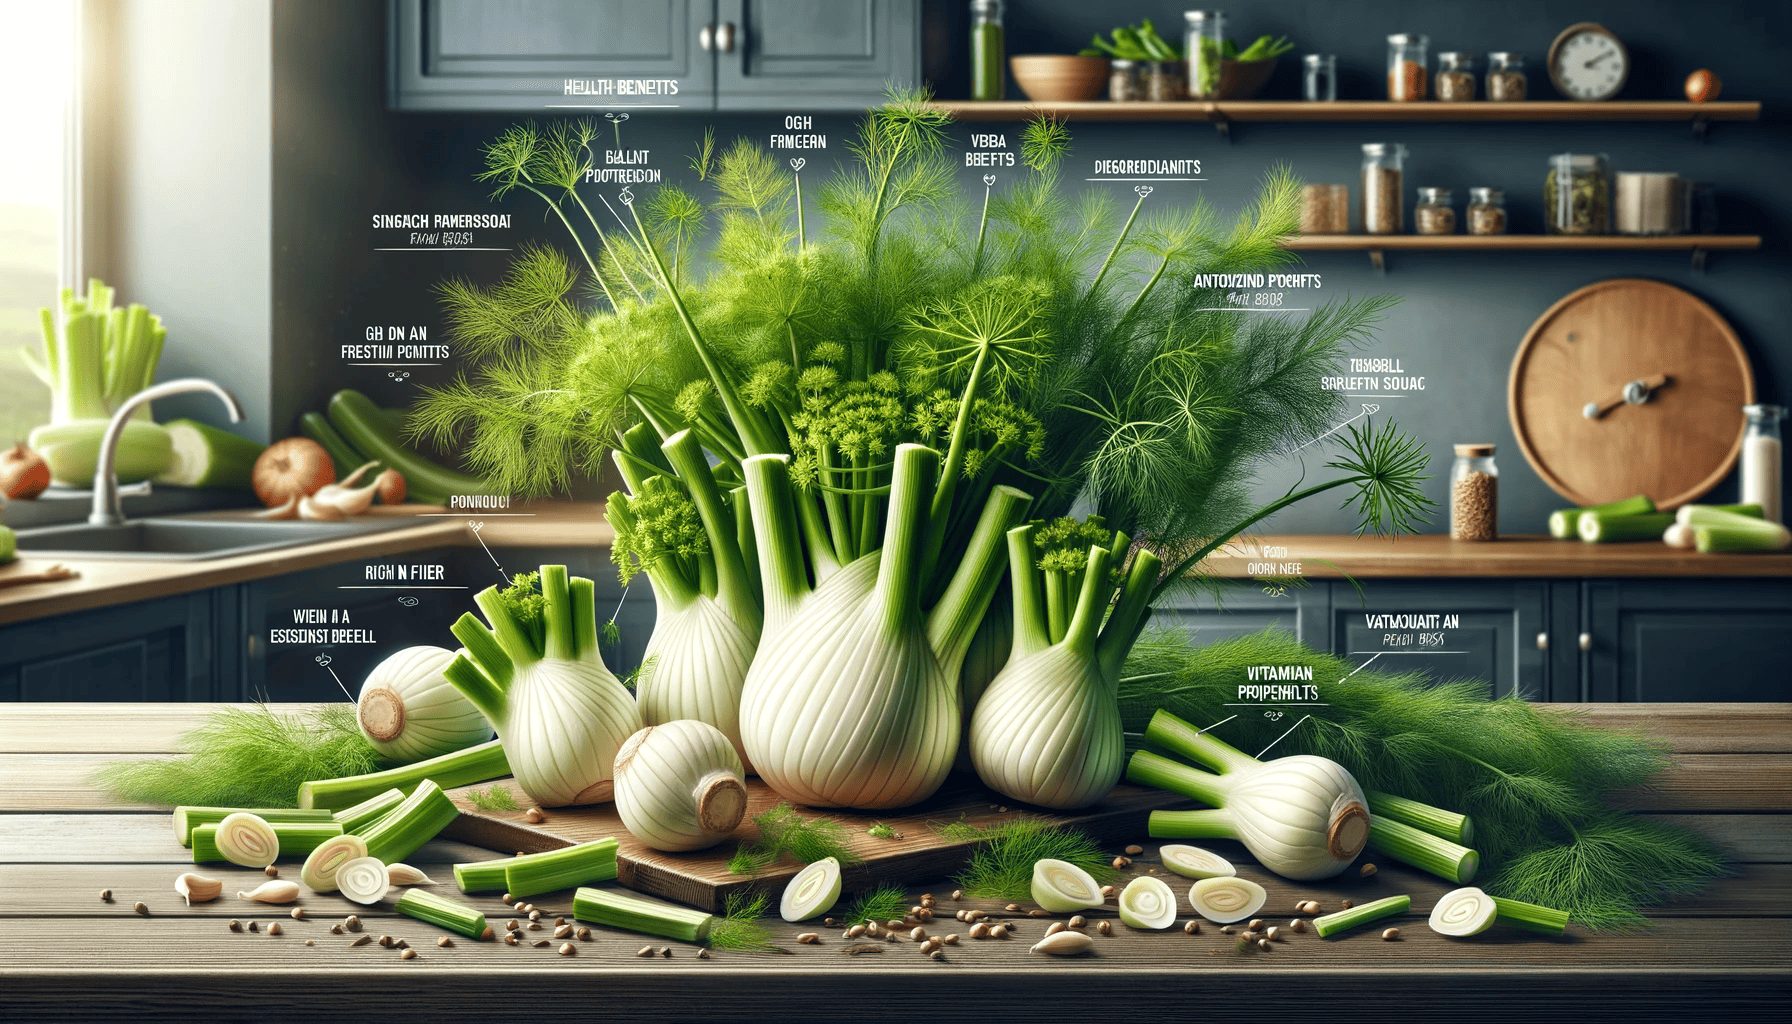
934,99,1764,123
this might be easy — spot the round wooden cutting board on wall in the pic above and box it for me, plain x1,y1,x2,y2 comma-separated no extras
1509,279,1754,509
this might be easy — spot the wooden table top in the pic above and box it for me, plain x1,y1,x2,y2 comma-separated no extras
3,702,1788,1021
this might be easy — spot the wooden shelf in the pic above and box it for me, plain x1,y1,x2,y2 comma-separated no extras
936,99,1762,124
1285,234,1761,251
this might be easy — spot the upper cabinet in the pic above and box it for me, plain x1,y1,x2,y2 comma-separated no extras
388,0,918,112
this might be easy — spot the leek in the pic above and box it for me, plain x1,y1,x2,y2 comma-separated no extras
191,821,343,863
453,839,620,894
1368,816,1481,883
359,779,459,864
396,889,490,939
1578,510,1676,543
1548,495,1653,539
1365,790,1474,845
1313,893,1410,937
1678,504,1790,552
297,739,509,810
172,806,331,847
332,787,407,833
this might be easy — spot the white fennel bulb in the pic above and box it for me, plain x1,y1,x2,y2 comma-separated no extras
356,645,493,763
612,720,749,852
442,565,641,807
969,521,1161,809
1132,711,1372,881
737,446,1030,810
609,428,763,768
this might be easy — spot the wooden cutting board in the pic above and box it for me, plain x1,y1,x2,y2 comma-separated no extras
1509,278,1754,509
0,560,79,590
442,774,1188,913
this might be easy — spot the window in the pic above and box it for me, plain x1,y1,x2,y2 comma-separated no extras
0,0,76,444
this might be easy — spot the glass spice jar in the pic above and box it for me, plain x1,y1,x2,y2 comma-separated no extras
1414,187,1456,234
1742,404,1786,524
1435,52,1476,101
1450,443,1499,542
1109,59,1145,102
1185,11,1225,100
1303,53,1337,101
1300,183,1350,234
1467,187,1507,235
970,0,1005,102
1545,153,1611,235
1361,143,1407,235
1487,52,1526,101
1144,61,1188,101
1387,34,1428,101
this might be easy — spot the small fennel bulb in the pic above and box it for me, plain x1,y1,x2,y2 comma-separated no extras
969,519,1161,809
355,645,494,764
442,566,641,807
612,720,749,852
1130,710,1372,881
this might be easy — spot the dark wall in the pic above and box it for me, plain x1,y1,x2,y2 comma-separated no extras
273,0,1791,531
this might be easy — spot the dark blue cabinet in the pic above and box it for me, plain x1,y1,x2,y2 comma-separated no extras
0,593,215,702
1582,579,1792,702
1326,580,1550,700
389,0,919,111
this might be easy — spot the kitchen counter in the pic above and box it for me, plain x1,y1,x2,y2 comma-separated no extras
1202,532,1792,578
1,701,1786,1021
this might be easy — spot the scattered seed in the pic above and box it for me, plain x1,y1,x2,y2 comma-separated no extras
506,919,520,931
637,945,655,958
1383,927,1401,941
290,907,306,920
1265,927,1280,941
554,916,566,926
523,904,537,914
554,925,572,939
533,939,552,948
698,948,711,959
1341,899,1355,910
1221,926,1233,935
378,936,393,948
480,925,495,941
951,889,964,900
916,908,933,922
502,893,513,903
998,806,1009,813
1242,931,1259,942
1248,918,1265,930
305,939,314,946
1100,885,1116,898
887,919,905,930
1111,856,1131,869
909,927,926,942
525,807,545,824
1005,903,1021,912
1069,915,1086,929
944,934,960,945
1360,863,1379,878
969,922,990,939
797,933,820,945
438,937,454,948
559,942,576,956
267,923,282,936
921,936,942,952
350,935,372,947
661,947,672,958
846,924,866,938
527,922,542,931
1046,921,1067,936
1028,909,1052,918
930,948,946,961
1183,920,1199,935
401,948,417,960
1290,918,1307,933
248,921,259,933
1099,920,1113,936
825,917,839,927
330,924,342,934
865,922,880,936
100,889,113,902
1125,845,1143,856
504,934,519,945
229,920,242,932
133,902,149,916
529,910,542,921
514,902,526,912
1258,938,1273,951
345,915,362,932
263,865,279,878
990,925,1009,939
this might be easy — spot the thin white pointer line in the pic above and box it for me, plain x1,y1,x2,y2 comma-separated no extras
1341,652,1382,680
1196,714,1238,736
1256,715,1311,759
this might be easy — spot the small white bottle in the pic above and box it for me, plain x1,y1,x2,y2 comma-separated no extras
1741,404,1784,523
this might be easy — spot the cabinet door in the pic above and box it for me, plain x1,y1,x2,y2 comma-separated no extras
1154,580,1331,652
1583,580,1792,702
0,593,213,702
715,0,918,109
1328,581,1548,700
389,0,716,111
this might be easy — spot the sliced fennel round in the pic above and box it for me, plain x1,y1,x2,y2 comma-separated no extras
1188,876,1266,924
780,857,842,922
1118,876,1177,930
1031,858,1104,913
214,812,279,869
300,834,369,892
1158,844,1236,880
1428,886,1499,937
337,856,391,905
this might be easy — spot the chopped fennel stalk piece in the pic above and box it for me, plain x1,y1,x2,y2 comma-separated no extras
573,886,714,943
1548,495,1654,539
780,857,842,922
1158,844,1235,880
192,819,343,865
1679,505,1790,552
337,856,392,905
1031,858,1104,913
1187,876,1266,924
331,788,407,834
172,806,332,847
1118,876,1177,930
1313,893,1410,937
297,739,510,810
1367,816,1480,884
358,779,459,865
396,888,489,938
301,834,369,892
1429,886,1568,936
1365,790,1474,845
503,838,621,898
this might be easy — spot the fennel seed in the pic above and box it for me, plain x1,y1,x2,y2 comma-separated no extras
514,902,526,912
1069,915,1086,929
1265,927,1280,941
1360,863,1378,878
1028,910,1051,918
525,807,544,824
528,922,542,931
1111,857,1131,869
847,925,866,938
555,916,566,926
330,924,342,935
504,934,519,945
305,939,314,946
290,908,305,920
480,926,494,941
248,921,259,933
263,865,279,878
1221,926,1233,935
377,935,392,947
1099,920,1114,935
944,934,960,945
797,933,820,944
133,902,149,916
533,939,552,948
576,926,591,941
698,948,711,959
523,904,536,914
909,927,926,941
916,909,933,922
887,919,904,930
1289,919,1307,933
637,946,654,957
528,910,542,921
501,892,512,903
1183,920,1199,935
438,937,453,948
400,949,417,960
1382,927,1401,941
989,925,1009,939
554,925,572,939
1100,885,1116,898
268,923,283,936
345,915,362,932
350,935,372,947
1005,903,1021,912
929,948,946,961
1046,922,1067,936
951,890,963,900
1258,939,1273,951
1341,899,1354,910
229,920,243,932
1125,845,1143,856
100,890,112,902
1248,919,1265,930
825,917,839,926
970,923,990,939
661,947,672,958
559,942,576,956
506,919,520,930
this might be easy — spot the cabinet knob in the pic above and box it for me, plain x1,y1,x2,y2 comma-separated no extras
699,23,714,51
1578,632,1592,651
717,21,736,52
1535,632,1548,651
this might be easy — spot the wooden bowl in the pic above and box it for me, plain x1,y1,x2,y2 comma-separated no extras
1219,57,1278,99
1010,55,1110,102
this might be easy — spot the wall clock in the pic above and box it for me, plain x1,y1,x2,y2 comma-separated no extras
1548,22,1629,101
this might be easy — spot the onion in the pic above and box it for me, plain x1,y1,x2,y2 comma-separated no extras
253,437,334,507
337,856,391,905
1118,876,1177,930
1030,858,1104,913
375,467,406,504
780,857,843,922
0,442,51,499
1158,844,1235,880
1188,876,1266,924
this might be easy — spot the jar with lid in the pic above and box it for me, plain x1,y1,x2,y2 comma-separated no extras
1545,153,1611,234
1387,34,1428,101
1361,143,1407,235
1303,53,1337,101
1109,59,1144,102
1467,187,1507,235
1450,444,1499,542
1487,52,1526,100
1184,11,1225,99
970,0,1005,101
1144,61,1187,101
1742,405,1785,523
1435,52,1476,101
1414,187,1456,234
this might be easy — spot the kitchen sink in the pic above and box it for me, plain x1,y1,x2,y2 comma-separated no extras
15,516,419,562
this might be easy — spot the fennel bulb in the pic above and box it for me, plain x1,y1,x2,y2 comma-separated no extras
1130,711,1371,881
612,719,749,852
442,566,640,806
356,645,493,764
737,444,1030,810
967,520,1161,809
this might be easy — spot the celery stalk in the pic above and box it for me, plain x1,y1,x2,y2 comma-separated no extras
1548,494,1654,539
1578,511,1676,543
172,806,332,847
1365,790,1474,845
396,889,490,939
572,886,714,943
332,788,406,834
1678,505,1790,552
359,779,459,864
191,821,343,863
1367,816,1480,883
297,739,509,810
503,839,620,898
1314,893,1410,937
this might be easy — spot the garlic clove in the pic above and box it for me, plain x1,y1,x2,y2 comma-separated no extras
174,872,223,905
298,494,346,521
1030,930,1095,956
384,864,438,886
238,880,302,904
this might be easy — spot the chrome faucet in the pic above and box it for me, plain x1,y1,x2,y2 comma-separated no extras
90,378,246,527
